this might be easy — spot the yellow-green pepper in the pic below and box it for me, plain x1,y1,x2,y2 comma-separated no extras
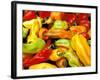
23,38,46,54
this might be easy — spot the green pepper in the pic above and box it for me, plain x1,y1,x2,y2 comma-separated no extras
88,40,91,46
55,39,71,48
23,38,46,54
22,27,28,38
64,49,81,67
52,20,68,29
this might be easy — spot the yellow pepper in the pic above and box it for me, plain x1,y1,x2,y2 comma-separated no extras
23,18,42,43
71,34,91,66
29,63,57,69
49,48,67,61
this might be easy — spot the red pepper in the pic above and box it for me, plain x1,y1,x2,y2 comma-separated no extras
76,13,90,24
64,13,76,24
81,32,90,40
39,11,50,18
23,11,36,21
79,20,90,30
23,47,52,68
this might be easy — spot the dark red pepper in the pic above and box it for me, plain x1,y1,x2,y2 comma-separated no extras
76,13,90,24
79,20,90,30
77,13,90,20
23,11,36,21
64,13,76,24
23,47,52,68
81,32,90,40
39,11,50,18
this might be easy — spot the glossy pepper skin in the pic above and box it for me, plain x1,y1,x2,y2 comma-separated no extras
71,34,91,66
52,20,68,30
64,49,81,67
55,39,71,48
64,13,76,25
29,63,57,69
23,38,46,54
23,47,52,68
23,11,36,21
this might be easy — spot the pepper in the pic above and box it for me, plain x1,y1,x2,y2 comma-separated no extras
56,58,68,68
39,11,50,18
55,39,71,49
23,47,52,68
70,26,87,34
64,49,81,67
22,27,28,38
50,12,64,20
29,63,57,69
79,20,90,30
64,13,76,25
38,28,49,40
23,18,42,43
49,48,66,61
71,34,91,66
52,20,68,30
45,29,73,39
23,38,46,54
23,11,36,21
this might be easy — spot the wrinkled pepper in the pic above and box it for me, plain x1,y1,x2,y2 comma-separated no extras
23,47,52,68
71,34,91,66
64,49,81,67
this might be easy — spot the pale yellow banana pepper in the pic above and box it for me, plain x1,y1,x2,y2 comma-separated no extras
71,34,91,66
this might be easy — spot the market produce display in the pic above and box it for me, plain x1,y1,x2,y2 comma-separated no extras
22,10,91,69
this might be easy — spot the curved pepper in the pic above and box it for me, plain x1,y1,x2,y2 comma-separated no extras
45,29,73,39
71,34,91,66
23,38,45,54
64,49,81,67
24,47,52,68
23,18,42,43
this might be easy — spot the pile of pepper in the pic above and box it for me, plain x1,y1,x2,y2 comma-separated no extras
22,10,91,69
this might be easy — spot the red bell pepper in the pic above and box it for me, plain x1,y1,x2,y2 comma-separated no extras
23,47,52,68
